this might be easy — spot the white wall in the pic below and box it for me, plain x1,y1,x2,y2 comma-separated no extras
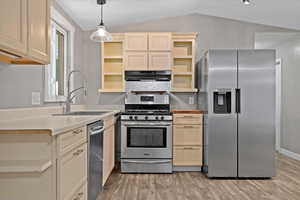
256,33,300,155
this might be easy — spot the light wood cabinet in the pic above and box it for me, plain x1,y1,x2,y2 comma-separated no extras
99,32,198,92
174,146,202,166
125,33,148,51
173,113,203,169
57,143,87,200
0,0,27,56
0,0,50,65
174,125,202,146
173,114,203,125
27,0,50,64
148,32,172,51
148,52,172,70
103,117,115,186
124,51,148,70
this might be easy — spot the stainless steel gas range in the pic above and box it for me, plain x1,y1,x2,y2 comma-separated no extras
120,70,173,173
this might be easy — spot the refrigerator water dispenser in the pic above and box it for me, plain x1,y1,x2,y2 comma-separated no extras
213,90,231,114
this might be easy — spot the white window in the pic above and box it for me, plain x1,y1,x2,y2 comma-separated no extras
45,7,75,102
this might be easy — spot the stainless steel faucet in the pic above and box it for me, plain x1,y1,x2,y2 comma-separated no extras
65,70,87,113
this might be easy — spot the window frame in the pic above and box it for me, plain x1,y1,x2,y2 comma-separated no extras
44,7,75,103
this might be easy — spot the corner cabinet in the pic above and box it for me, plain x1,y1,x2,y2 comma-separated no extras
99,32,198,93
0,0,50,65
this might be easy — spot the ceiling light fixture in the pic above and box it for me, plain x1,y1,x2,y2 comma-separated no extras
242,0,251,5
90,0,112,42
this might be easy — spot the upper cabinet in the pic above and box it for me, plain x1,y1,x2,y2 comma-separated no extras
27,0,50,64
99,32,198,93
148,32,172,51
0,0,27,56
0,0,50,65
125,33,148,51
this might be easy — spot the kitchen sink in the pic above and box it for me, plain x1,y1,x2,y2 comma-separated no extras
53,111,110,116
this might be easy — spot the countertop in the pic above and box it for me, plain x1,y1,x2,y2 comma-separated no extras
0,110,119,136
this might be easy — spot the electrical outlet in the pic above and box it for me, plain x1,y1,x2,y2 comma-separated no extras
32,92,41,105
189,96,194,105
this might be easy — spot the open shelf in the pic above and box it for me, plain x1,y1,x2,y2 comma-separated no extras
173,74,193,89
173,58,192,73
173,41,193,57
103,58,123,74
103,74,123,90
104,42,123,57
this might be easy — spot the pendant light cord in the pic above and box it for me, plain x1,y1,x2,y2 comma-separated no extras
100,4,104,26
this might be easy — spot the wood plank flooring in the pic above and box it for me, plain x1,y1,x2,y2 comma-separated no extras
98,154,300,200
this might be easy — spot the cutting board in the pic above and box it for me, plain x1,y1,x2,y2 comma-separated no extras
171,109,203,114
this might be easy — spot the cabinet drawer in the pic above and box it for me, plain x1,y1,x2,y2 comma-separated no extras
173,114,202,125
58,143,87,200
58,127,87,156
174,125,202,146
68,182,87,200
173,146,202,166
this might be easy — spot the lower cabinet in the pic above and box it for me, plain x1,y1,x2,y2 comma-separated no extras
173,113,203,170
174,146,202,166
69,183,87,200
57,143,87,200
103,120,115,186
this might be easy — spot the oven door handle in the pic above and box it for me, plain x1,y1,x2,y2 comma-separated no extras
122,160,171,164
123,123,171,127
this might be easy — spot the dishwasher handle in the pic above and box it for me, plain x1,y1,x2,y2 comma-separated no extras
89,127,104,136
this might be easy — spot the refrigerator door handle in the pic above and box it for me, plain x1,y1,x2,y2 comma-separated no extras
236,88,241,113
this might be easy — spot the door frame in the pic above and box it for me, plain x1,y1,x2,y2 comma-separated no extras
275,58,282,151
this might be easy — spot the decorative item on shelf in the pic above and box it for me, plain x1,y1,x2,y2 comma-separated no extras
90,0,112,42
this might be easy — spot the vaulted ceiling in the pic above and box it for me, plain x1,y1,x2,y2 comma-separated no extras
56,0,300,31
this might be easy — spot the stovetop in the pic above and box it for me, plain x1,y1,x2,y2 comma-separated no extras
121,110,171,115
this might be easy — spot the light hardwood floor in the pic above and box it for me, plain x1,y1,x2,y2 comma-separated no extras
98,154,300,200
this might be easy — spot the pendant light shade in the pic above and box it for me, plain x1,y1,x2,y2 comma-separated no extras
90,0,112,42
90,25,112,42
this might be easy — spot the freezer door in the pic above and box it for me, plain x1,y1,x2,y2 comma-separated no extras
238,50,276,177
206,50,238,177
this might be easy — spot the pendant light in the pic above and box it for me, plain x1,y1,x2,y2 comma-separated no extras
242,0,251,5
90,0,112,42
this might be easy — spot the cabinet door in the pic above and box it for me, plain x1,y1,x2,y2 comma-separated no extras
125,52,148,70
109,125,115,173
0,0,27,55
125,33,148,51
173,146,202,166
149,33,171,51
58,143,87,200
27,0,50,64
148,52,172,70
174,125,202,146
103,130,110,186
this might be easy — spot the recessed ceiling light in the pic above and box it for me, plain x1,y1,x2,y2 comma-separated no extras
242,0,251,5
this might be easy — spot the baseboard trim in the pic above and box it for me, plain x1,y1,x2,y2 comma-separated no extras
279,148,300,161
173,166,202,172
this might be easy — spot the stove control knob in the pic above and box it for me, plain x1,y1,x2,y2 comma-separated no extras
134,116,138,120
161,116,164,120
145,116,148,120
129,116,133,120
155,116,159,120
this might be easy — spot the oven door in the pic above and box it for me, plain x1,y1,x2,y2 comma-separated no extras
121,121,172,159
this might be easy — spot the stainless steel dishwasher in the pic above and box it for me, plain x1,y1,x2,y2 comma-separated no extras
88,120,104,200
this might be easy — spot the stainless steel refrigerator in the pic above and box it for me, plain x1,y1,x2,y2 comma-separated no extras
199,49,276,178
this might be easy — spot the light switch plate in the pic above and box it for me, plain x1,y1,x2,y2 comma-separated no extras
32,92,41,105
189,96,195,105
